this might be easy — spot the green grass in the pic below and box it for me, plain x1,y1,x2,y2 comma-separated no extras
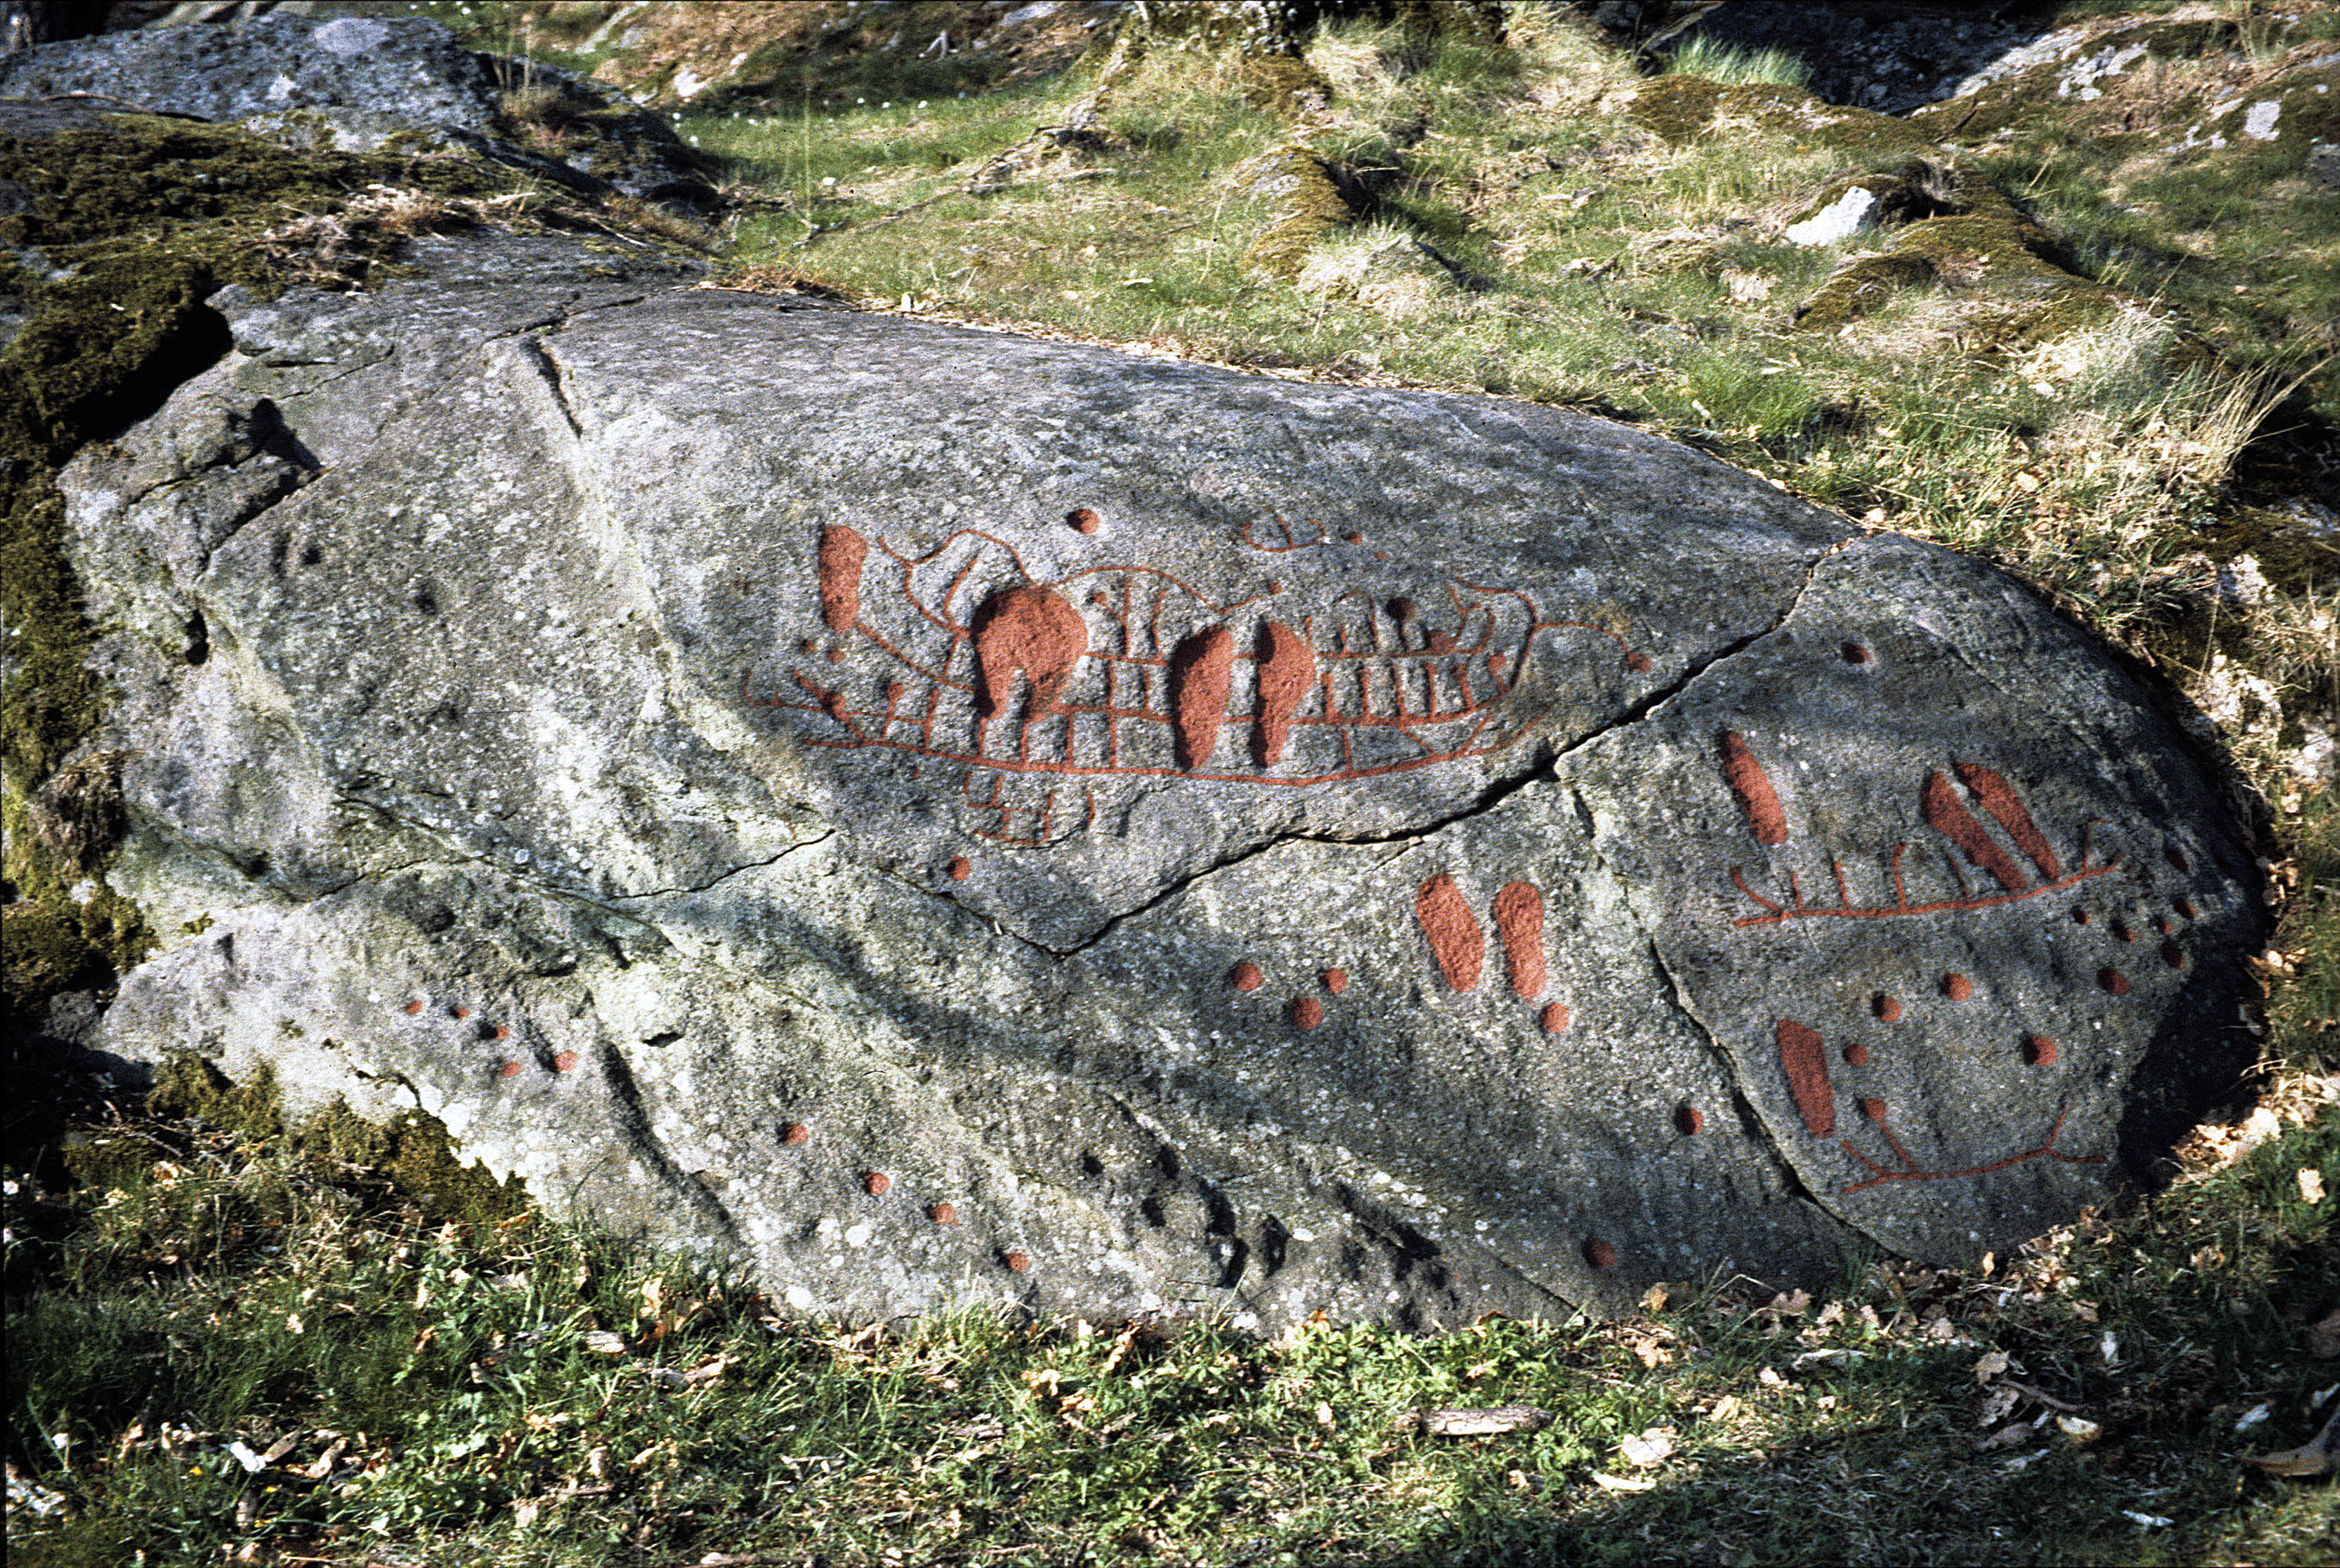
1658,36,1814,91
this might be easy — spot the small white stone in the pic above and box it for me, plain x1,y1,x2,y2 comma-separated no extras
1786,186,1880,246
783,1285,813,1310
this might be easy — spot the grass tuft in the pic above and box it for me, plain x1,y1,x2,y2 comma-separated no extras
1659,35,1815,90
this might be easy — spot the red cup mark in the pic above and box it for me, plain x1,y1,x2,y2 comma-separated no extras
452,1006,470,1020
1872,994,1902,1022
1842,641,1871,664
931,1202,957,1225
553,1050,579,1072
1627,652,1653,673
1004,1251,1030,1274
1860,1096,1889,1122
2099,968,2130,995
1941,974,1973,1001
2152,915,2171,934
2161,941,2185,970
782,1122,811,1145
2024,1035,2057,1067
1843,1042,1870,1067
2071,907,2091,926
1539,1002,1571,1034
798,637,818,656
402,999,423,1015
946,856,972,882
1583,1238,1618,1271
1230,961,1264,992
1675,1105,1703,1135
1289,997,1324,1031
2111,918,2134,944
2165,845,2189,871
1342,530,1364,544
1067,507,1101,534
1321,968,1348,995
497,1061,524,1079
864,1171,890,1197
494,1025,511,1040
2173,898,2197,921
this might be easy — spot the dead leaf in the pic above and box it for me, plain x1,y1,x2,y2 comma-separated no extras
1769,1289,1813,1316
1976,1385,2020,1429
2301,1168,2327,1205
2245,1408,2338,1478
1620,1428,1675,1466
1973,1351,2011,1383
1592,1471,1656,1492
1639,1282,1669,1313
2056,1415,2104,1444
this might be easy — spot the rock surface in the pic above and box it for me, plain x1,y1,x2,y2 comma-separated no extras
61,233,2265,1327
0,12,713,206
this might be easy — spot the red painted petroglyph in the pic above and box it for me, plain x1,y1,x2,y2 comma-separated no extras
2174,897,2197,920
1860,1096,1888,1122
403,999,423,1015
1843,641,1872,664
1231,961,1264,992
2024,1035,2057,1066
1252,621,1314,765
1923,770,2030,893
818,523,866,634
1732,767,2115,928
1840,1105,2104,1195
931,1202,958,1224
1416,875,1485,992
1491,881,1546,998
1843,1042,1870,1067
1291,997,1325,1031
1953,763,2062,880
1777,1020,1835,1138
745,526,1646,842
1170,624,1235,768
947,856,972,881
2161,941,2186,969
864,1171,891,1196
1941,974,1973,1001
2111,918,2134,943
1676,1105,1704,1135
1717,731,1789,847
2165,846,2188,871
1584,1238,1619,1270
498,1061,523,1078
554,1051,579,1072
1540,1001,1571,1033
1873,994,1901,1022
782,1122,810,1145
1322,968,1348,994
2072,906,2091,925
2100,968,2130,995
1069,507,1101,534
452,1006,470,1020
1004,1251,1030,1273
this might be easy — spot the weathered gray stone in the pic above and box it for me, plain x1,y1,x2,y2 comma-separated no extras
60,233,2265,1328
0,12,712,206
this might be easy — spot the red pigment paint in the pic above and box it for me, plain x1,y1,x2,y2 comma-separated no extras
1322,968,1348,994
1717,731,1789,847
1168,623,1234,767
1067,507,1101,534
1342,530,1364,544
1540,1002,1571,1034
403,1000,423,1015
1873,994,1902,1022
498,1061,523,1079
2165,846,2189,871
2161,941,2185,969
1415,875,1485,993
931,1202,957,1225
2111,918,2134,944
1231,961,1264,992
494,1025,511,1040
1953,762,2062,879
1776,1020,1835,1138
1252,620,1314,765
825,647,845,665
2174,898,2197,920
864,1172,890,1196
2152,915,2171,934
1842,642,1871,664
1922,771,2030,892
2024,1035,2057,1067
1290,997,1325,1031
2099,968,2130,995
947,856,972,882
553,1051,579,1072
1843,1042,1870,1067
782,1122,811,1145
799,637,819,656
1860,1097,1888,1122
1583,1239,1619,1270
452,1006,470,1020
1005,1251,1030,1274
1491,881,1546,998
1627,652,1653,673
1675,1105,1703,1135
972,585,1086,720
817,523,866,634
1941,974,1973,1001
2071,907,2091,926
